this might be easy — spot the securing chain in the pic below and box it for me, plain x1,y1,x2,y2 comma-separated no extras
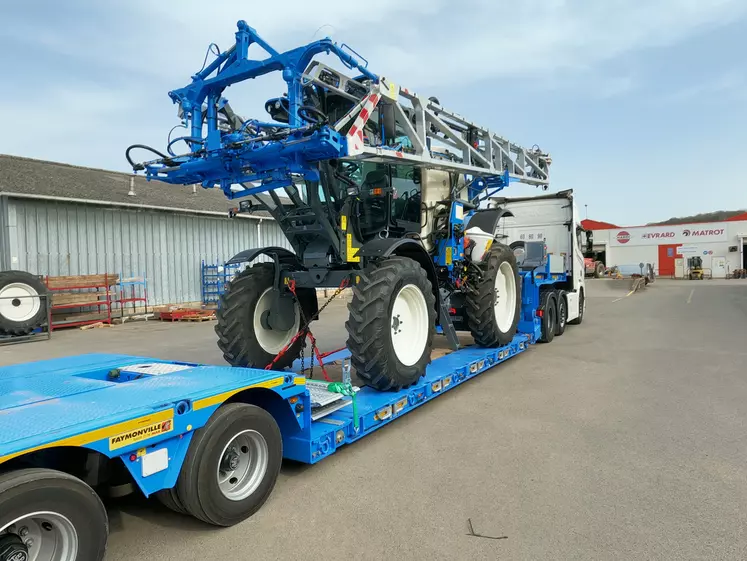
264,276,351,381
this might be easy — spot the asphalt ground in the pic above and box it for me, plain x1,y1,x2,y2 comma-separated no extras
1,279,746,560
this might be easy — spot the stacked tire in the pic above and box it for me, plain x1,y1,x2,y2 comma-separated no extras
0,270,49,337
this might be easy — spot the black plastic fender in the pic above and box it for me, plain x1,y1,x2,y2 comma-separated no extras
356,238,441,315
226,246,301,267
464,207,514,235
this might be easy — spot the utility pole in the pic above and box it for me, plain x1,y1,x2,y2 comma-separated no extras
585,204,588,219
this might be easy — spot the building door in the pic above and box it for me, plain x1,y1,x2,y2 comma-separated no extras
674,258,685,279
712,256,726,278
658,244,681,277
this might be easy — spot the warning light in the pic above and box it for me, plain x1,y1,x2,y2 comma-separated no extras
394,398,407,414
371,188,383,196
289,396,299,404
449,307,457,315
374,406,393,421
536,309,544,317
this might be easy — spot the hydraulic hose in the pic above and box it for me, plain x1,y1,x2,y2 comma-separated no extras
125,144,171,171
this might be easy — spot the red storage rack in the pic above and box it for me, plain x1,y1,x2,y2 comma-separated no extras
45,274,114,330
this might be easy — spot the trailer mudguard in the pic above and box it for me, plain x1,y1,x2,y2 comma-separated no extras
226,246,301,267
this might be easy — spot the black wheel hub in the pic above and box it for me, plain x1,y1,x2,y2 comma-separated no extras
11,298,21,308
0,534,28,561
221,449,240,472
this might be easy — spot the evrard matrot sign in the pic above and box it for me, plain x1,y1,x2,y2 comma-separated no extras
610,223,728,246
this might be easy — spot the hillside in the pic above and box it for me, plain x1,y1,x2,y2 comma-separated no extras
649,210,747,225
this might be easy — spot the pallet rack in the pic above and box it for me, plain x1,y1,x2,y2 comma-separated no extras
115,273,149,319
45,274,114,330
201,261,243,306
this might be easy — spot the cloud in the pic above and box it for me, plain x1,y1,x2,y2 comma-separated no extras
0,0,744,170
663,70,746,102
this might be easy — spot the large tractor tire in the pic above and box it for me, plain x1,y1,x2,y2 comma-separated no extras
465,243,521,347
0,270,48,336
345,256,436,391
215,263,317,370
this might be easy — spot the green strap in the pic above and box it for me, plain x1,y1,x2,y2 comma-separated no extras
327,382,359,430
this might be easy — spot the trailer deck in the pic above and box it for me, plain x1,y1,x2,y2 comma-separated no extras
0,332,532,488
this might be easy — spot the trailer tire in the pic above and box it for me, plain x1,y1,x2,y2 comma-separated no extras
215,263,317,370
538,291,556,343
465,243,521,347
568,289,584,325
156,487,188,515
0,468,108,561
345,256,436,391
555,290,567,336
0,271,48,336
176,403,282,526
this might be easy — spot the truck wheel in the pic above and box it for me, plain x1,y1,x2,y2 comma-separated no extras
554,290,567,336
465,243,521,347
568,289,584,325
176,403,282,526
0,271,48,336
346,256,436,391
538,291,557,343
594,262,604,278
0,468,108,561
215,263,317,369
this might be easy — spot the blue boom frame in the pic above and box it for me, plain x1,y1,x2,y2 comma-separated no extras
137,21,376,198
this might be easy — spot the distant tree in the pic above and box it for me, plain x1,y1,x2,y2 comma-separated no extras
648,210,747,225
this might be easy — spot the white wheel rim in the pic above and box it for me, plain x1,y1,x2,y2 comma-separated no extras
0,282,41,323
1,511,79,561
390,284,429,367
216,429,269,501
493,262,517,332
252,288,300,354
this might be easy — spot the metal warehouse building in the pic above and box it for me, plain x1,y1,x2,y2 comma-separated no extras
0,155,290,305
582,216,747,278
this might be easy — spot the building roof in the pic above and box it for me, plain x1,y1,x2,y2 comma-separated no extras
581,218,620,230
0,154,283,217
583,214,747,231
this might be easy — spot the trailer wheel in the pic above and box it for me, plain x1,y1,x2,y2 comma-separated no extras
465,243,521,347
0,468,107,561
568,289,585,325
215,263,317,369
176,403,282,526
538,291,556,343
155,487,188,515
0,271,48,336
554,290,567,336
346,256,436,391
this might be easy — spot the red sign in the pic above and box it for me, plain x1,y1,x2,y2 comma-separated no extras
616,231,631,244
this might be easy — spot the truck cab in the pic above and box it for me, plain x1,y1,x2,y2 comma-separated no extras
488,189,587,322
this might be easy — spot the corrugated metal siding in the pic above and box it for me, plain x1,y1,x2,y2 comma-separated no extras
6,198,291,305
0,196,9,270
